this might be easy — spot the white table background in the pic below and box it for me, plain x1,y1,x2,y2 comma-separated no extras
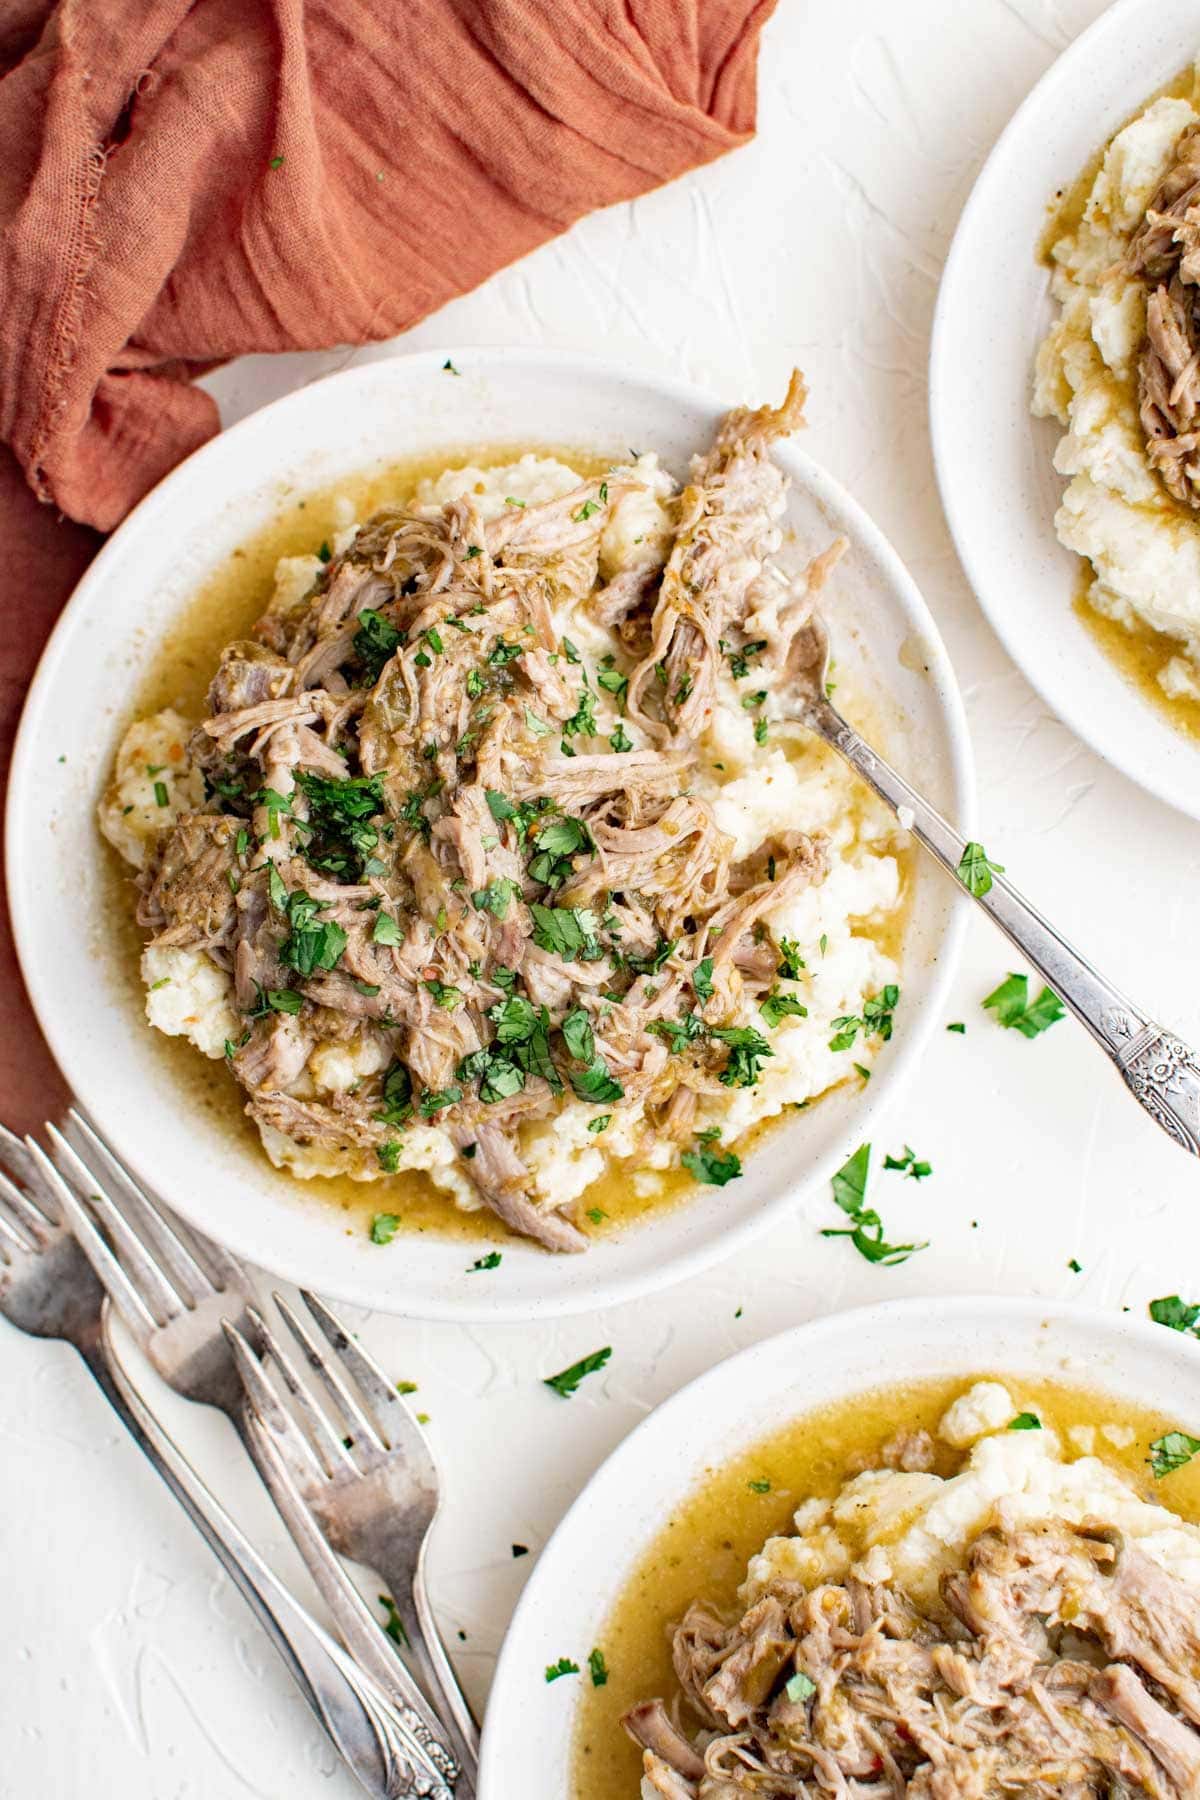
5,0,1200,1792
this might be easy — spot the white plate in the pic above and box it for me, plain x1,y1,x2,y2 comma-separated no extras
7,348,971,1321
480,1294,1200,1794
931,0,1200,822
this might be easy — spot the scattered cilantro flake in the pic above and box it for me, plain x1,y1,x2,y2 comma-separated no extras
372,911,403,946
543,1347,611,1398
370,1213,400,1245
753,717,769,745
148,977,171,992
524,707,551,738
681,1138,742,1186
609,722,633,752
853,1062,871,1081
1068,1257,1082,1273
983,973,1065,1038
425,978,464,1011
573,498,601,522
822,1143,926,1267
376,1141,402,1174
530,903,603,962
419,1085,462,1117
588,1648,608,1687
776,938,805,980
396,1380,418,1395
469,1252,502,1272
268,153,285,169
378,1595,408,1646
1008,1412,1042,1431
693,957,715,1003
443,358,461,375
883,1145,931,1180
956,840,1006,898
1150,1430,1200,1478
545,1658,579,1682
1150,1295,1200,1335
353,609,403,679
317,540,332,563
947,1021,966,1034
748,1478,771,1493
587,1115,612,1134
786,1671,816,1703
760,989,808,1028
711,1024,773,1089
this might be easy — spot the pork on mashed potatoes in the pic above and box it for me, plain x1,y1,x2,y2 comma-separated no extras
100,376,906,1252
625,1380,1200,1797
1034,60,1200,706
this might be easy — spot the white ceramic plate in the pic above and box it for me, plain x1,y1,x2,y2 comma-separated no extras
480,1294,1200,1794
7,348,970,1321
931,0,1200,821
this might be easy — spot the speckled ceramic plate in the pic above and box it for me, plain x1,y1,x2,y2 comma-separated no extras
931,0,1200,822
7,349,970,1320
480,1294,1200,1795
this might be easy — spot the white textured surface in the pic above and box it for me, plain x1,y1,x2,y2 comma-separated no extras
6,1,1200,1791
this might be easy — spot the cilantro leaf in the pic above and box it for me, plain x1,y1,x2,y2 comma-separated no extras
983,973,1065,1038
956,840,1005,898
588,1648,608,1688
529,903,603,962
370,1213,400,1245
693,957,715,1003
354,609,403,679
1008,1412,1042,1431
1150,1430,1200,1478
710,1024,773,1088
544,1346,612,1398
544,1657,579,1682
760,989,808,1028
1150,1295,1200,1335
681,1140,742,1186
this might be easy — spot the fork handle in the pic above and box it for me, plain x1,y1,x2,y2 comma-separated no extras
804,694,1200,1155
92,1318,449,1800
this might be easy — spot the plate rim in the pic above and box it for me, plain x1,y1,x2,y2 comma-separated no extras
7,344,974,1321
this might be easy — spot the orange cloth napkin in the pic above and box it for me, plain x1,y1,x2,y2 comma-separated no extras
0,0,776,1128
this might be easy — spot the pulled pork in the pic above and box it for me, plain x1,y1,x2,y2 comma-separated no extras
135,379,836,1250
625,1517,1200,1796
1128,122,1200,508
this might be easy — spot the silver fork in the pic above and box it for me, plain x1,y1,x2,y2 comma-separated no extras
0,1120,431,1800
224,1289,480,1784
792,611,1200,1155
25,1110,459,1799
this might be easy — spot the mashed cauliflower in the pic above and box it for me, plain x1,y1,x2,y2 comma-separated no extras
101,449,905,1220
1034,63,1200,697
746,1380,1200,1615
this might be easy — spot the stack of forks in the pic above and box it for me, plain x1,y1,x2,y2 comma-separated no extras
0,1111,479,1799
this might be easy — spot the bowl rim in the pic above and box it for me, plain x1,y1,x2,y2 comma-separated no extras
929,0,1200,821
6,344,975,1320
478,1289,1200,1791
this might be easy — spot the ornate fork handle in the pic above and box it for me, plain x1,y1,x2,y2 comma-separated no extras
806,695,1200,1156
99,1311,450,1799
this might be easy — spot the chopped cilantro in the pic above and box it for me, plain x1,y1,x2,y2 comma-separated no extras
376,1141,402,1174
378,1595,408,1646
1150,1430,1200,1478
370,1213,400,1245
469,1252,502,1272
1150,1295,1200,1335
956,840,1005,898
693,957,715,1003
472,877,521,919
947,1021,966,1034
353,609,403,679
983,973,1065,1038
822,1143,926,1267
587,1115,612,1134
372,911,403,946
419,1086,462,1117
544,1347,611,1398
776,938,805,979
545,1657,579,1682
279,889,348,978
530,903,603,962
681,1138,742,1186
748,1478,771,1493
760,989,808,1028
883,1145,931,1180
710,1024,773,1089
588,1648,609,1688
1008,1412,1041,1431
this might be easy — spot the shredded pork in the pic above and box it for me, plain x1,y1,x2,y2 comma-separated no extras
130,379,845,1250
625,1516,1200,1797
1128,122,1200,508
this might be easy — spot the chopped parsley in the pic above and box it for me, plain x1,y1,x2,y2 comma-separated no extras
374,1063,413,1128
246,983,305,1018
710,1024,773,1089
369,1213,401,1245
1150,1430,1200,1478
425,978,463,1011
353,609,403,679
279,889,348,978
543,1346,612,1398
955,840,1005,898
527,815,592,887
883,1145,932,1181
947,1021,966,1034
760,989,808,1028
472,877,522,919
821,1143,927,1267
588,1648,609,1688
609,722,633,752
376,1141,402,1174
561,686,598,746
650,1011,707,1054
829,985,899,1053
681,1135,742,1186
419,1085,462,1117
693,957,715,1002
469,1252,502,1272
372,910,403,946
1008,1412,1041,1431
529,903,604,962
776,938,805,980
983,973,1065,1038
587,1114,612,1134
596,657,629,708
1149,1295,1200,1335
545,1658,579,1682
295,771,386,881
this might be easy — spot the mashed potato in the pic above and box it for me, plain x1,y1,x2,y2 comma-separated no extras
1034,64,1200,695
102,448,905,1222
746,1380,1200,1613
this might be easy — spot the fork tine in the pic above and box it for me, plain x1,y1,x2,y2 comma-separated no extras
24,1139,159,1339
0,1206,32,1257
222,1319,327,1486
273,1292,386,1456
0,1120,43,1191
247,1303,357,1479
0,1168,54,1248
63,1112,216,1305
299,1290,409,1443
45,1125,183,1327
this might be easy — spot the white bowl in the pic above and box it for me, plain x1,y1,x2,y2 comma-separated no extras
480,1293,1200,1794
7,348,971,1321
931,0,1200,821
